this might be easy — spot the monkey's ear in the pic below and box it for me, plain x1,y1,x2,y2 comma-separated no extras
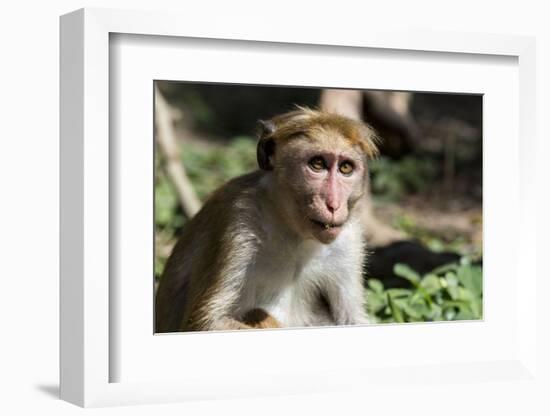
258,119,276,138
257,120,276,170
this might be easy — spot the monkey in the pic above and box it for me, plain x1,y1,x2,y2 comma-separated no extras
155,107,379,332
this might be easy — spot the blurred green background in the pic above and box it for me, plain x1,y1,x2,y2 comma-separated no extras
155,81,483,324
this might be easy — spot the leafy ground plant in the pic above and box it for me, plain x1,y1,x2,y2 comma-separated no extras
366,258,482,323
369,155,436,201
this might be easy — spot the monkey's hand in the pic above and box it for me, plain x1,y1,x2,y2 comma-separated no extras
241,308,282,329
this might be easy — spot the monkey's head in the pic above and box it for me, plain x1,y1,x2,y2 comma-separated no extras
257,107,379,244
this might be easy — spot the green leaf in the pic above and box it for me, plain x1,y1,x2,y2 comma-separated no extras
446,285,460,300
387,293,405,323
470,299,483,318
444,272,459,286
456,287,474,302
431,262,459,276
402,303,423,319
457,264,483,296
426,239,445,253
455,310,476,320
365,290,387,314
386,288,413,298
443,307,457,320
393,298,409,310
393,263,421,286
420,274,441,295
425,303,442,321
460,256,472,267
367,278,384,294
410,292,425,305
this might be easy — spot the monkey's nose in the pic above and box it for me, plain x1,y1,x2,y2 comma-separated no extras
325,200,340,214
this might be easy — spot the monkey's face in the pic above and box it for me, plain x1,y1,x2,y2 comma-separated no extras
273,134,367,244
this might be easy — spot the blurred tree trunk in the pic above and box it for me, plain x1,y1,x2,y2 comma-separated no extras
155,86,202,218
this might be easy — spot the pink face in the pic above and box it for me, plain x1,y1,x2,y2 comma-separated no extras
274,135,367,244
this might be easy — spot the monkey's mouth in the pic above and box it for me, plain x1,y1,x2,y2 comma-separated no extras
310,219,343,230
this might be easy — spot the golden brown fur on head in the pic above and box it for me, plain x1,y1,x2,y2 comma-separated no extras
261,106,379,159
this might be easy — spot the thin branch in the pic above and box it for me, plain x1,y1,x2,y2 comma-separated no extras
154,85,202,218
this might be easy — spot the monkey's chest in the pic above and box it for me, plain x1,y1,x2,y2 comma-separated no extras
238,250,343,327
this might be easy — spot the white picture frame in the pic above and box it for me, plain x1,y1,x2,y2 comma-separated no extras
60,7,539,408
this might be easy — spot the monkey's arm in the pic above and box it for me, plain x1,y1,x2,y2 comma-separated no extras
184,304,282,331
182,265,283,331
181,275,253,331
179,221,284,331
242,308,282,329
322,275,369,326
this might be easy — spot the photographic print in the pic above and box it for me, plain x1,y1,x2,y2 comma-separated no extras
154,82,482,333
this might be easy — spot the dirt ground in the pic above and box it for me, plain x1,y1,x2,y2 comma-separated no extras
372,191,482,256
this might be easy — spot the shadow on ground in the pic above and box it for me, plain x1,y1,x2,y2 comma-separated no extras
35,384,59,399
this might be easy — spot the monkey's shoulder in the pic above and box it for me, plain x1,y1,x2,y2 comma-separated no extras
198,170,267,224
207,170,266,207
175,171,267,252
160,172,266,294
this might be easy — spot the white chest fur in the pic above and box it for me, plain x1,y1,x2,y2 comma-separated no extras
237,220,365,327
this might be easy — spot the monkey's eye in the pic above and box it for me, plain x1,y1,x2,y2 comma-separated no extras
339,161,354,175
308,157,326,172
